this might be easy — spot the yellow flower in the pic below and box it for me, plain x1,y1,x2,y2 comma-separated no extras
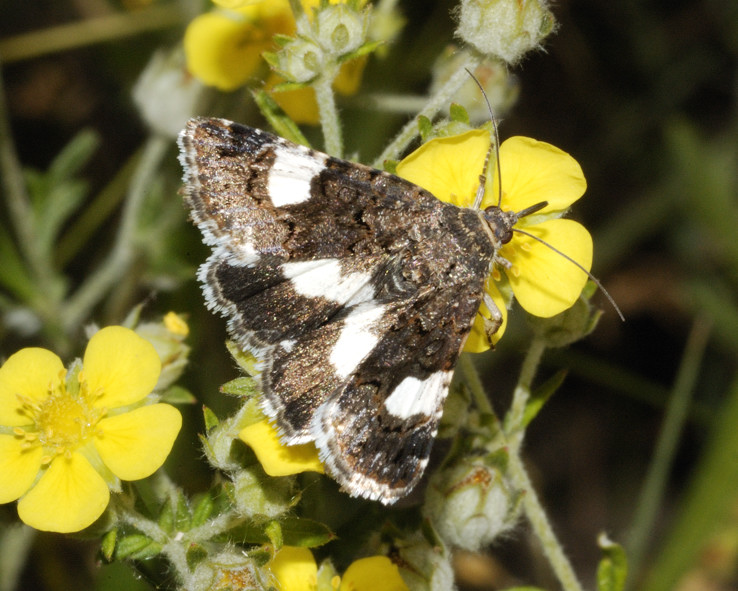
395,129,592,352
340,556,408,591
184,0,368,122
0,326,182,532
184,1,294,91
268,546,409,591
239,419,324,476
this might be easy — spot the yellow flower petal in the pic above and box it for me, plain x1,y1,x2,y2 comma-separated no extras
269,546,318,591
94,404,182,480
396,129,490,208
239,420,324,476
340,556,408,591
268,77,320,125
504,219,592,317
17,452,109,532
0,348,64,426
83,326,161,409
0,434,43,503
463,279,508,353
333,56,367,96
487,136,587,213
184,5,293,91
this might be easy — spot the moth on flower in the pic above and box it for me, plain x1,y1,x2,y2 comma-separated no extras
178,116,593,504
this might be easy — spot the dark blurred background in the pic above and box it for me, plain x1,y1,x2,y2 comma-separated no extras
1,1,737,590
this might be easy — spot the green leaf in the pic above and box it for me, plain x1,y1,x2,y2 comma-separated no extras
596,534,627,591
115,534,162,560
158,498,175,535
101,528,117,562
252,89,311,148
176,492,192,532
265,520,283,550
337,39,384,63
221,376,260,398
641,377,738,591
417,116,433,142
186,543,209,570
383,159,399,174
0,222,36,301
449,103,470,124
159,385,197,405
225,517,334,548
191,492,215,528
203,406,220,432
522,369,567,427
47,129,99,181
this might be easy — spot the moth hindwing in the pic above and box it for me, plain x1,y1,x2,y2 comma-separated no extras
178,118,507,503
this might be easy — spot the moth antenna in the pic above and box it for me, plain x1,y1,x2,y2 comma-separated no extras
465,68,503,210
512,227,625,321
464,69,624,322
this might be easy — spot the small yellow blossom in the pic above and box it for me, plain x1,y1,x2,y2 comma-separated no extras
239,419,324,476
184,0,369,122
0,326,182,532
270,546,319,591
184,1,294,91
268,547,409,591
340,556,408,591
396,129,592,352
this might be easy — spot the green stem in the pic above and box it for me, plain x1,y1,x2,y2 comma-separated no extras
62,134,169,330
0,5,188,63
372,52,483,167
458,353,494,414
507,450,585,591
625,317,711,587
314,73,343,158
506,337,547,443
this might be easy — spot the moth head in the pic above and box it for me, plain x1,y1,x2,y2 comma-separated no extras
481,200,548,247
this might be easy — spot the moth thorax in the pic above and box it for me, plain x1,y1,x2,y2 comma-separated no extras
482,205,517,246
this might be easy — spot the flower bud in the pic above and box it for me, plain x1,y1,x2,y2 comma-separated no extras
315,4,368,56
430,48,519,123
276,37,325,83
395,532,454,591
232,466,294,519
133,48,205,138
424,457,521,551
456,0,556,64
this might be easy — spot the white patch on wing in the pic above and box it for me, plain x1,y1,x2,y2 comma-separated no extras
279,339,296,353
283,259,374,304
268,145,326,207
330,302,385,378
384,372,452,420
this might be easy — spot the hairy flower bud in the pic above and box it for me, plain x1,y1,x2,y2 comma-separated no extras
425,457,521,550
315,4,368,56
456,0,556,64
276,37,325,83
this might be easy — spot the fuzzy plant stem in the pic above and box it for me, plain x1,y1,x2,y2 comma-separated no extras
506,336,547,443
372,52,482,167
314,72,344,158
507,450,585,591
62,134,169,331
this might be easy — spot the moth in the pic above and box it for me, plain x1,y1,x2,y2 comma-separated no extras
178,119,568,503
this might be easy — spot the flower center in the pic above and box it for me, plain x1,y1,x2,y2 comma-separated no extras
21,376,106,462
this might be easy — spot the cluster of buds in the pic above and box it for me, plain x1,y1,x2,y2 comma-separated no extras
265,1,375,85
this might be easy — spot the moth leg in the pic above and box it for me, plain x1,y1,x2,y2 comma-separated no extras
481,290,503,344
